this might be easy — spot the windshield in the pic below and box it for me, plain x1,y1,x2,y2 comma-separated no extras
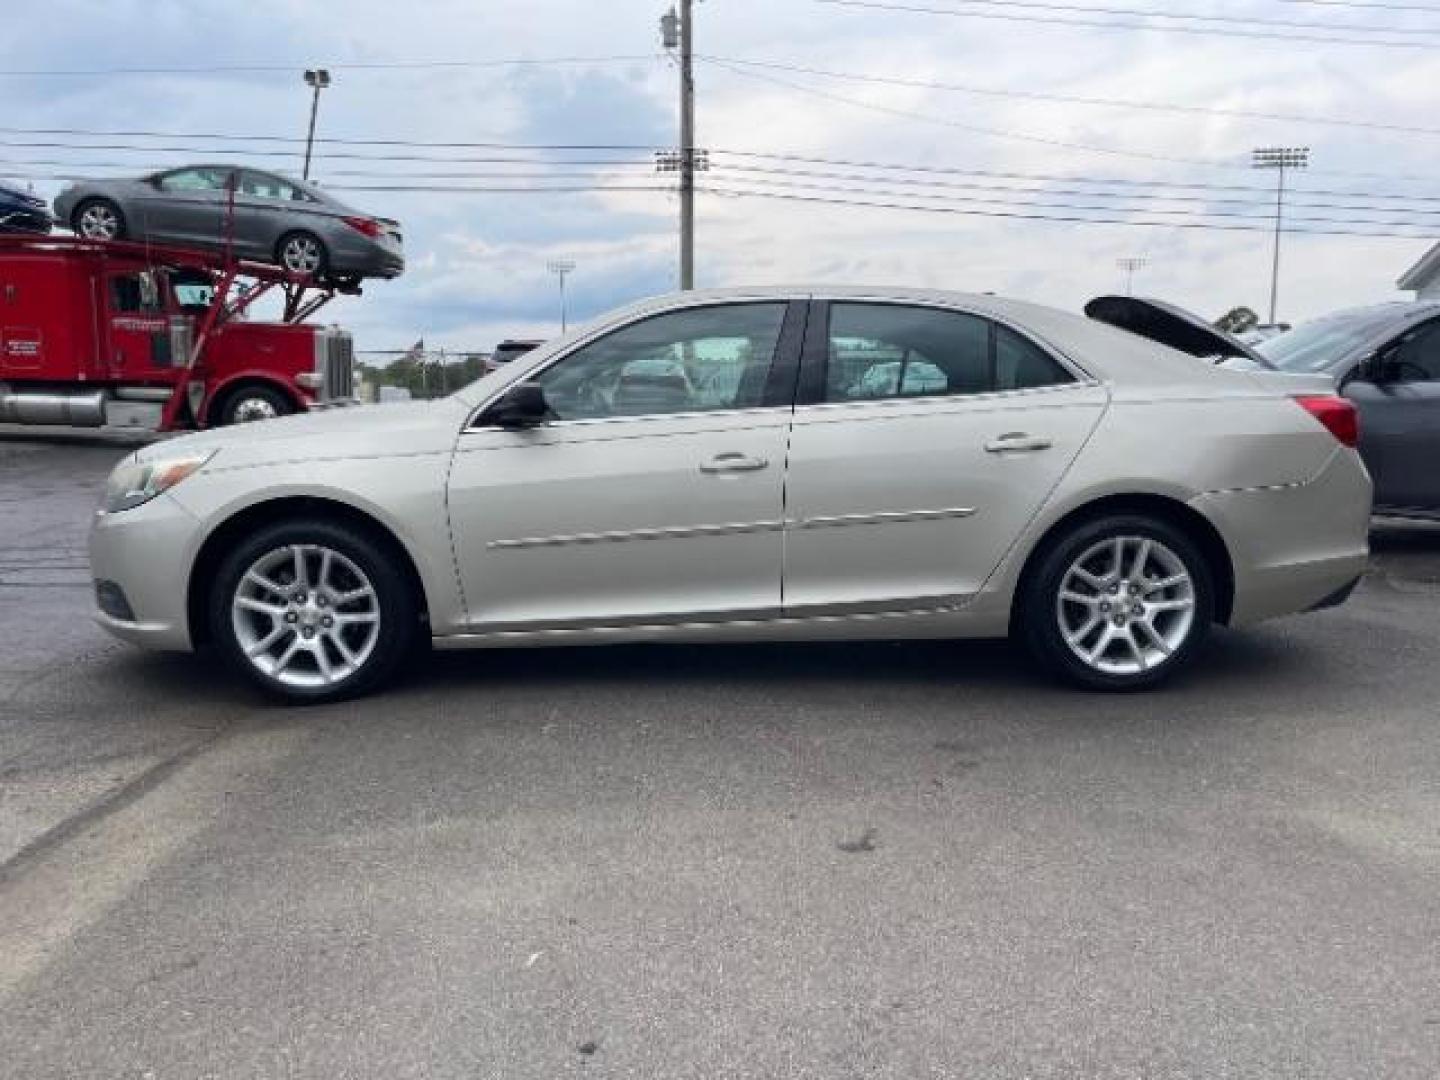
1256,306,1408,372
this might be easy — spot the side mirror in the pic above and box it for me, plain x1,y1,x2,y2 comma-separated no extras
483,382,549,428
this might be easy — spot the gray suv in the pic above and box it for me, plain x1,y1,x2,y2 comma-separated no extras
1256,302,1440,519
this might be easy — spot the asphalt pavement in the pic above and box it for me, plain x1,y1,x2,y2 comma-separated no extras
2,432,1438,1079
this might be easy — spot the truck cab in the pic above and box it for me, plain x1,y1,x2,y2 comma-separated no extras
0,236,355,431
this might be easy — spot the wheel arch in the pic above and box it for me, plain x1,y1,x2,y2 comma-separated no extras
205,375,305,427
1010,492,1236,629
186,495,430,647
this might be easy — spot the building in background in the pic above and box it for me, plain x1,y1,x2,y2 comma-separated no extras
1398,243,1440,301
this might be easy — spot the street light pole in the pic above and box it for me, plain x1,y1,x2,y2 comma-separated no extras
1251,146,1309,325
547,260,576,333
302,68,332,181
1117,256,1148,296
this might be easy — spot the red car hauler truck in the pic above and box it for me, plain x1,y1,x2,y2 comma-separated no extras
0,235,357,432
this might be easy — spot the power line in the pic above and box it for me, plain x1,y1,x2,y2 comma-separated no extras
0,125,661,151
0,55,661,77
812,0,1440,47
711,162,1440,215
858,0,1440,34
700,171,1440,229
701,54,1440,139
703,56,1241,170
705,59,1440,185
699,184,1438,239
0,140,659,166
709,148,1440,200
1277,0,1440,12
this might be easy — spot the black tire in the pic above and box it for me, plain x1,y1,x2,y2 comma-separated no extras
209,518,419,703
275,231,328,278
218,384,292,425
72,198,127,241
1017,514,1215,691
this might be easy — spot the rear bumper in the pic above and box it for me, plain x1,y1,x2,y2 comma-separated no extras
1191,447,1372,626
88,492,203,651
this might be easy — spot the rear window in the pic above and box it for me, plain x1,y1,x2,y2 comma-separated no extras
1257,307,1411,372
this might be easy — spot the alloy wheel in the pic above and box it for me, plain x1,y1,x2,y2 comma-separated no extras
77,203,120,240
1055,535,1196,676
231,544,381,690
280,236,323,275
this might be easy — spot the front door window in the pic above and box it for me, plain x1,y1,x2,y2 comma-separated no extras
531,303,788,420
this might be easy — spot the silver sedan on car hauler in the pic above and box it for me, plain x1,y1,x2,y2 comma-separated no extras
89,288,1372,703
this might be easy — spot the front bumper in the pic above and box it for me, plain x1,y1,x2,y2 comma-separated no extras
88,492,205,651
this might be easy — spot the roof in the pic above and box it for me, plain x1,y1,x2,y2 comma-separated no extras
1397,241,1440,291
451,285,1246,407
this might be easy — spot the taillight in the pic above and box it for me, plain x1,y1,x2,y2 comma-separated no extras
341,216,382,238
1294,394,1359,448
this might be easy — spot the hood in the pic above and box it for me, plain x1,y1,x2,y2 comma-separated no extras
136,398,469,469
1084,296,1271,368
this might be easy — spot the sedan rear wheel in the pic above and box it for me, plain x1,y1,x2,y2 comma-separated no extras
74,198,125,241
277,232,327,277
211,519,417,702
1020,514,1213,690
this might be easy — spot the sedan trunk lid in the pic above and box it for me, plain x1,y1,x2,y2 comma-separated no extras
1084,296,1272,368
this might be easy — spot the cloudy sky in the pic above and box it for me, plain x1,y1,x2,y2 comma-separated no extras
5,0,1439,354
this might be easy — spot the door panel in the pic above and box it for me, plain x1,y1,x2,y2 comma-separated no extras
446,299,805,631
136,167,231,247
1346,318,1440,511
783,390,1106,612
449,414,790,629
782,298,1106,614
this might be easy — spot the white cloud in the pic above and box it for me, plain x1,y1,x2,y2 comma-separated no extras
4,0,1436,350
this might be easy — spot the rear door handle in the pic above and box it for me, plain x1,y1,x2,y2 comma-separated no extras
984,433,1053,453
700,452,769,474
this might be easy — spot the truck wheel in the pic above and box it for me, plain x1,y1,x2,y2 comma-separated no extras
221,385,292,425
73,198,126,241
209,518,418,703
277,232,328,277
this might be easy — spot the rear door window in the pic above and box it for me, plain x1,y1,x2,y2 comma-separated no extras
822,303,1072,403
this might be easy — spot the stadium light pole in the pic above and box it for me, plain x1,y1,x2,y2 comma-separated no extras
548,259,576,333
302,68,332,181
1252,146,1309,325
1117,256,1148,296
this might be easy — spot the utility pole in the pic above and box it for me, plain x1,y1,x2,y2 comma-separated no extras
548,259,576,332
302,68,331,181
661,4,696,289
1252,146,1309,325
1117,256,1148,296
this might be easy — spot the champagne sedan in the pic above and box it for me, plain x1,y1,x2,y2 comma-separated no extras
89,287,1371,702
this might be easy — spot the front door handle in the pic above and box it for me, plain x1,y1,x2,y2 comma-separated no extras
984,433,1053,454
700,452,769,474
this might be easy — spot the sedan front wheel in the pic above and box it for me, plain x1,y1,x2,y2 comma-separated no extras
1019,514,1214,690
211,519,417,702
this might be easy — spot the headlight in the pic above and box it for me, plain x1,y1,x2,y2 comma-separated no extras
102,451,215,513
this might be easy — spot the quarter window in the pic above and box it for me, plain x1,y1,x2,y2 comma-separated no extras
823,303,1072,403
239,170,302,201
531,303,788,420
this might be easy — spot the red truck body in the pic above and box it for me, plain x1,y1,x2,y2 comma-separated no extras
0,236,355,431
